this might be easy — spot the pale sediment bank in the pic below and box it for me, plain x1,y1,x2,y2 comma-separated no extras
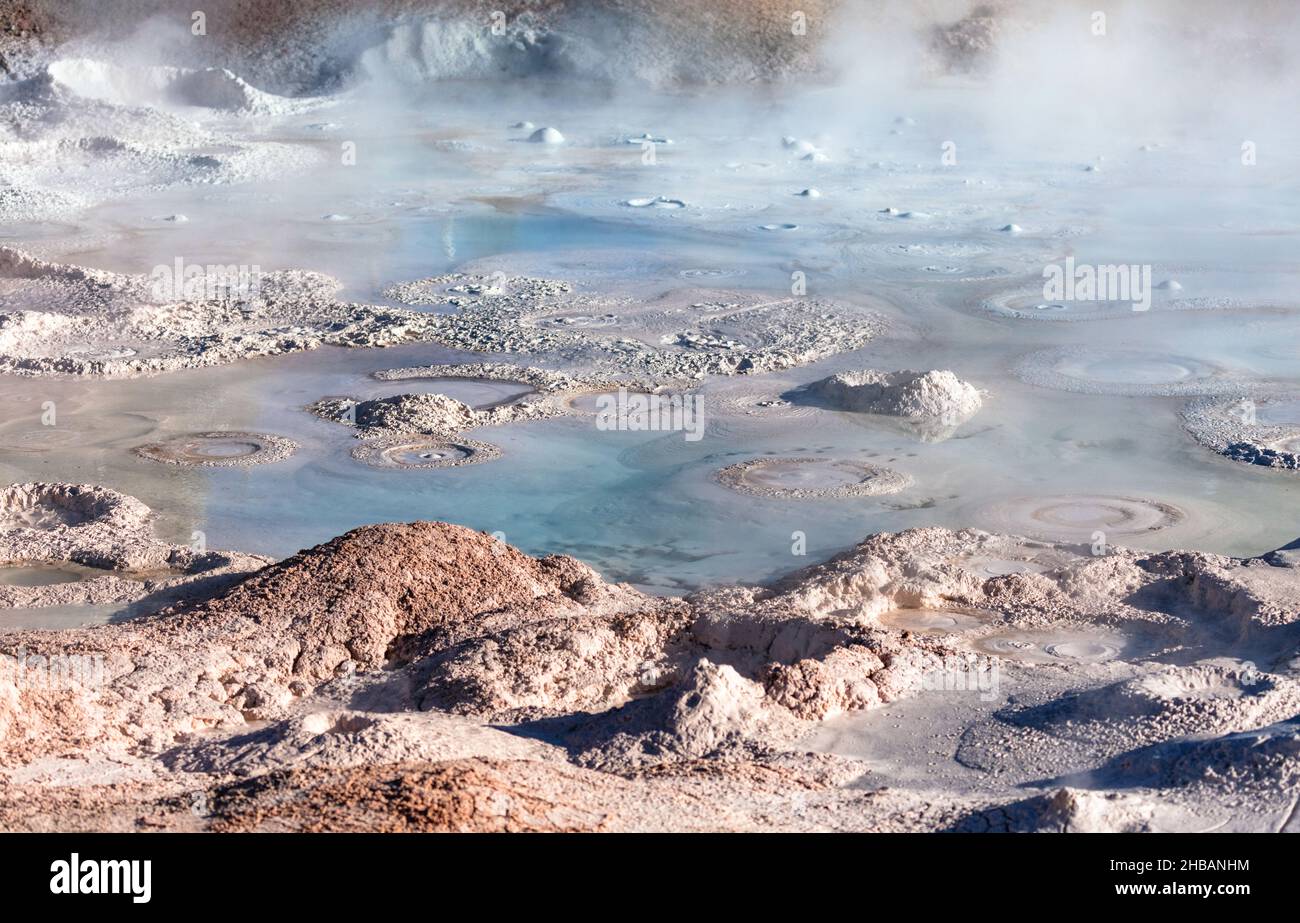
1182,393,1300,471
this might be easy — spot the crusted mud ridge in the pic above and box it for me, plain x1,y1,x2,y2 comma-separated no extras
0,250,885,381
2,483,1299,832
309,362,689,464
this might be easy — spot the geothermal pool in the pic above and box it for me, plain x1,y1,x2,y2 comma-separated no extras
5,1,1300,842
1,81,1298,596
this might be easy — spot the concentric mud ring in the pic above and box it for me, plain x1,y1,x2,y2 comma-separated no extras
351,437,501,470
135,431,298,467
716,456,912,499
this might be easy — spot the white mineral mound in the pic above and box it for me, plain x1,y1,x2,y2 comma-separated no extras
806,369,983,419
46,58,327,116
528,126,565,144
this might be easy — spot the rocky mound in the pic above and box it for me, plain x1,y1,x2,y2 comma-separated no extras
0,519,654,764
168,521,640,682
3,484,1300,831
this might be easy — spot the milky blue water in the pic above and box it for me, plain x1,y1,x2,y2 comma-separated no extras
4,87,1300,601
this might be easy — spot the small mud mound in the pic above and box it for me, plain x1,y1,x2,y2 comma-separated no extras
801,368,983,419
321,393,478,437
134,431,296,467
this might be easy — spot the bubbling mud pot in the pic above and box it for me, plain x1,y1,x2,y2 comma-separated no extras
0,411,157,455
982,288,1138,321
716,457,912,499
879,606,997,635
4,1,1300,836
970,494,1183,542
1015,347,1240,396
134,431,298,467
0,426,84,454
971,630,1127,664
351,437,502,470
950,548,1083,577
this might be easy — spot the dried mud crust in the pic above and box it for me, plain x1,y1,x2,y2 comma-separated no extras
381,272,887,379
309,363,691,468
